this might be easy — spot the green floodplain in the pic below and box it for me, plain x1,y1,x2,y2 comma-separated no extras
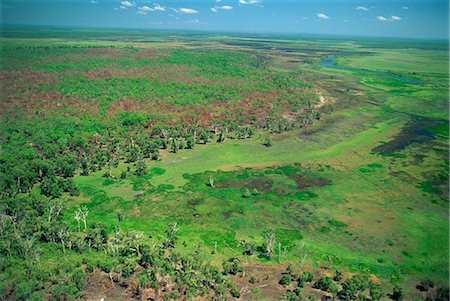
0,27,448,300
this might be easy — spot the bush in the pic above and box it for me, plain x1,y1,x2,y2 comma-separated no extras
230,288,241,298
15,280,37,300
333,270,342,282
222,258,241,275
389,285,403,301
97,259,113,273
71,268,85,289
313,276,338,294
242,187,251,198
301,271,314,283
28,291,45,301
51,283,80,300
279,274,292,286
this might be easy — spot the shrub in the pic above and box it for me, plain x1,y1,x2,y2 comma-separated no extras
16,280,36,300
279,274,292,286
222,258,241,275
71,268,85,290
301,271,314,283
242,187,251,198
28,291,45,301
230,288,241,298
389,285,403,301
333,270,342,282
313,276,338,294
249,275,259,284
51,283,80,300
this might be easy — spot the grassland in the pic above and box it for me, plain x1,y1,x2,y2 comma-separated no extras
0,28,448,300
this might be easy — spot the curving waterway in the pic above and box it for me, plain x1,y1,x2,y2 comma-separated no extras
320,55,421,84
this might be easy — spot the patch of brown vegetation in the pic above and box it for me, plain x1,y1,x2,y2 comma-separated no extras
84,47,118,55
216,177,274,192
288,174,332,190
130,48,168,59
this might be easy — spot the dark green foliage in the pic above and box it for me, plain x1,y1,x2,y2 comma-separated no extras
313,276,338,294
389,285,404,301
71,268,85,290
135,161,147,176
230,288,241,298
279,274,292,286
328,219,348,227
51,283,81,300
242,187,251,198
334,270,343,282
301,271,314,283
222,258,242,275
240,240,255,256
369,282,383,301
15,280,38,301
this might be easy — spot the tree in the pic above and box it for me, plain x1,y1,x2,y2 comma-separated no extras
279,274,292,286
164,222,179,249
313,276,338,295
262,137,272,147
117,212,124,230
369,282,382,301
170,139,179,153
261,231,276,259
208,177,215,188
242,187,251,198
186,136,195,149
135,161,147,176
74,210,81,232
40,177,62,199
240,240,255,256
217,130,226,143
389,285,403,301
76,206,89,232
200,131,209,144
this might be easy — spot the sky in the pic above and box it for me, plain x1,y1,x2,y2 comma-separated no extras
0,0,448,39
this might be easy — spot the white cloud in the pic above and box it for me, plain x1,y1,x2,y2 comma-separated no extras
137,10,147,14
216,0,222,2
402,6,408,10
154,4,165,11
239,0,260,5
138,5,153,12
356,6,368,11
185,19,205,24
178,7,199,14
120,1,134,7
119,5,127,9
377,15,403,22
90,0,98,4
317,13,329,20
211,5,233,12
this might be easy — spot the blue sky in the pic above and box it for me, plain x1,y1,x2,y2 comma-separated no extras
1,0,448,39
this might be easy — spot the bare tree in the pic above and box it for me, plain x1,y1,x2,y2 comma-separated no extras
74,209,82,232
79,206,89,232
262,232,276,259
58,230,70,253
48,201,63,222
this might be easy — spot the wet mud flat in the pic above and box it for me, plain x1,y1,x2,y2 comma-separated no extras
372,119,446,154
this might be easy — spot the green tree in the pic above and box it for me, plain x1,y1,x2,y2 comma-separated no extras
135,161,147,176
